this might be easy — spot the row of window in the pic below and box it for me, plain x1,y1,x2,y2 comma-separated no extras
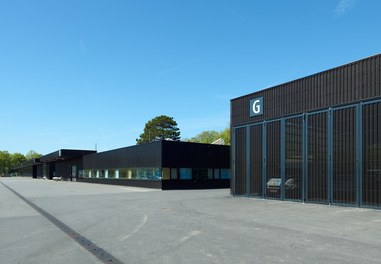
80,167,230,180
162,168,230,180
81,168,161,180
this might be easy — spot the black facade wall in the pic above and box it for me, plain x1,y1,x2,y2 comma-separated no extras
16,165,39,178
32,166,37,178
78,179,229,190
162,179,230,190
83,141,162,169
77,178,162,189
18,167,33,177
13,159,42,177
40,151,60,162
48,162,56,179
16,158,41,168
54,158,84,180
59,149,96,158
37,149,96,180
83,141,230,169
40,149,96,162
231,54,381,127
36,164,43,178
81,141,230,190
161,141,230,168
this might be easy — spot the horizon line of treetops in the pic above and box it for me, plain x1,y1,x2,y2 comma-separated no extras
1,115,230,175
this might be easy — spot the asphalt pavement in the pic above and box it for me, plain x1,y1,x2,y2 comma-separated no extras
1,177,381,264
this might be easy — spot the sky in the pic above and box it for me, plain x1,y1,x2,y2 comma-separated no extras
1,0,380,155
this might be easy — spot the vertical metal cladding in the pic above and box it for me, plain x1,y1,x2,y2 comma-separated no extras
285,116,303,201
332,107,357,205
231,54,381,208
249,125,262,196
307,112,329,204
231,54,381,127
234,127,246,195
362,102,381,207
265,121,281,199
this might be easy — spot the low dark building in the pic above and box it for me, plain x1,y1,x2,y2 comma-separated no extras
231,54,381,208
39,149,97,180
13,158,42,178
13,149,96,180
78,140,230,190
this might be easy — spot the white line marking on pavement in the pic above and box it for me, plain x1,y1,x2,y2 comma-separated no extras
179,230,202,243
120,214,148,241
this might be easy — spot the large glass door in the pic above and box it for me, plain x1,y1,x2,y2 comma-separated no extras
362,102,381,207
332,107,357,205
307,112,328,204
250,124,263,197
266,121,281,199
285,117,303,200
234,127,246,195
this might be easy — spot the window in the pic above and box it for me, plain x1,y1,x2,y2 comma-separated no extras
162,168,170,180
83,170,90,178
108,170,116,179
84,167,162,180
179,168,192,179
119,168,128,179
171,168,178,179
97,170,105,178
214,169,220,179
221,169,230,179
192,168,212,180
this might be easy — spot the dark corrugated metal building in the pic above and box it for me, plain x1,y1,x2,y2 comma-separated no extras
79,140,230,190
231,54,381,208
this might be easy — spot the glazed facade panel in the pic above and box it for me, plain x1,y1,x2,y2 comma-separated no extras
231,54,381,208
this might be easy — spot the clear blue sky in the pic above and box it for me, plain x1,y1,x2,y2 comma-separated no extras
1,0,380,155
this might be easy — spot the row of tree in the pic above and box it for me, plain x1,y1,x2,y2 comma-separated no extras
188,128,230,145
0,150,42,175
136,115,230,145
2,115,228,174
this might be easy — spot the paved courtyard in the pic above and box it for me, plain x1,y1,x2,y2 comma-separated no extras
1,177,381,264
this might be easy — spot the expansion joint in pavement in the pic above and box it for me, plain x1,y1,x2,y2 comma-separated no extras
0,181,124,264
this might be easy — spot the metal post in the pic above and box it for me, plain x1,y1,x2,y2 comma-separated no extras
231,128,236,195
302,114,307,202
356,103,363,207
281,118,286,201
328,109,333,205
262,122,267,198
246,126,251,196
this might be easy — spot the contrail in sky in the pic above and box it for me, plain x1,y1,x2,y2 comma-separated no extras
157,35,254,77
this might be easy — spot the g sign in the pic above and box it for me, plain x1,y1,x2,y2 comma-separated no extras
250,97,263,117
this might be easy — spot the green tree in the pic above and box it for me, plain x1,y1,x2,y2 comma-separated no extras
0,151,12,175
188,127,230,145
136,115,181,144
219,127,231,145
190,130,220,144
11,153,27,167
25,150,42,160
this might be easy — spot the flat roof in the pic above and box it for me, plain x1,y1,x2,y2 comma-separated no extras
40,149,97,162
12,158,41,170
